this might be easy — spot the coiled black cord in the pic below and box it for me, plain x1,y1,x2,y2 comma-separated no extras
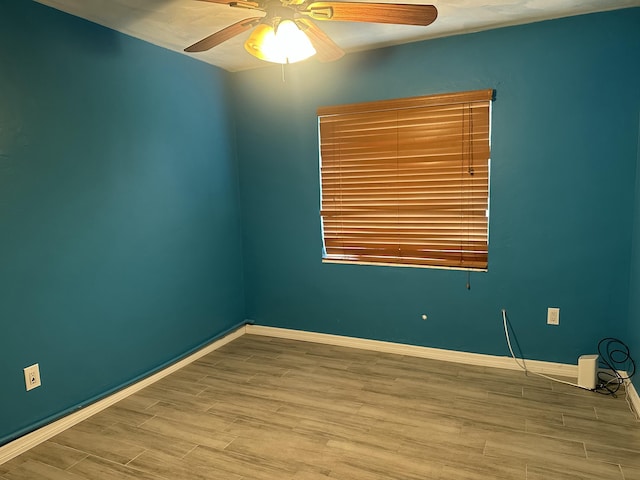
595,337,636,397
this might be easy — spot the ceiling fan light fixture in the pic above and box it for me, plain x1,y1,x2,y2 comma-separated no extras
244,19,316,64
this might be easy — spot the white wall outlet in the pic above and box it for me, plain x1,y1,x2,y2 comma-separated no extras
547,307,560,325
24,363,42,391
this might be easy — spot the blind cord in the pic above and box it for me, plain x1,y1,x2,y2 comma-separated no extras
459,107,466,267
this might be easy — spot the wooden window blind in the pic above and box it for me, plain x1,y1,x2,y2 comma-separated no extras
318,89,493,270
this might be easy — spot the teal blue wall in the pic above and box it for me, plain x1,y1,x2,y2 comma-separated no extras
630,116,640,360
233,9,640,364
0,2,245,444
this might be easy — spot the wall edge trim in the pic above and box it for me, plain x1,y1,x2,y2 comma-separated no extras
627,379,640,420
0,324,247,466
246,325,579,376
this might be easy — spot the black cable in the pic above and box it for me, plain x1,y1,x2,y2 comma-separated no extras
595,337,635,397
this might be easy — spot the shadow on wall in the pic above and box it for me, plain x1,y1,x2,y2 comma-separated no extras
27,2,144,57
32,0,188,56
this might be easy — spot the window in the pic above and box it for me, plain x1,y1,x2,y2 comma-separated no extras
318,89,493,270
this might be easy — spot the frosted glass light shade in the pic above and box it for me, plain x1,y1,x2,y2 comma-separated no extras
245,20,316,64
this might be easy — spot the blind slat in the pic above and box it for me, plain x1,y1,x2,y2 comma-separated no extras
318,89,493,116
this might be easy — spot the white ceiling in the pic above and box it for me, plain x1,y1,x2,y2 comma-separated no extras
35,0,640,72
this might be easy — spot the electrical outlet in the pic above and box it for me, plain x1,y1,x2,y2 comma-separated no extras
24,363,41,391
547,307,560,326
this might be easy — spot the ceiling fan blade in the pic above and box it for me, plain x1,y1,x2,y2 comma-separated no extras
302,2,437,26
297,19,345,62
196,0,260,6
185,17,262,52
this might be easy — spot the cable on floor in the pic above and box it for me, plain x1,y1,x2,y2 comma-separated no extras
501,309,590,389
594,337,635,396
501,309,639,420
594,337,638,420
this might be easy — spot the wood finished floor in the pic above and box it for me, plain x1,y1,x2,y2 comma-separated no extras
2,334,639,480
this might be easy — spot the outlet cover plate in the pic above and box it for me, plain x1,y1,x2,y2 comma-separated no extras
547,307,560,325
24,363,41,391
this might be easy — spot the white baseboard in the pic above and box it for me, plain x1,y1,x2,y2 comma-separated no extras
0,325,246,466
246,325,578,377
627,380,640,420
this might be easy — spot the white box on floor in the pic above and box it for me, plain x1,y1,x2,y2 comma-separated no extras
577,354,599,390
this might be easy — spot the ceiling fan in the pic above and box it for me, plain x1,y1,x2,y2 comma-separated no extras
185,0,438,64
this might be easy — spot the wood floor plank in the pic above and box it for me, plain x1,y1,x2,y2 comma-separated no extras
137,414,236,450
526,413,640,450
2,334,638,480
49,427,146,465
103,422,197,458
185,444,298,480
483,429,588,464
524,457,625,479
523,385,631,413
127,449,244,480
68,455,165,480
327,441,444,480
621,464,640,480
2,459,88,480
206,393,284,419
87,404,155,428
6,442,87,471
439,452,525,480
486,389,599,419
145,400,235,430
585,442,640,468
224,429,333,474
595,398,640,424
